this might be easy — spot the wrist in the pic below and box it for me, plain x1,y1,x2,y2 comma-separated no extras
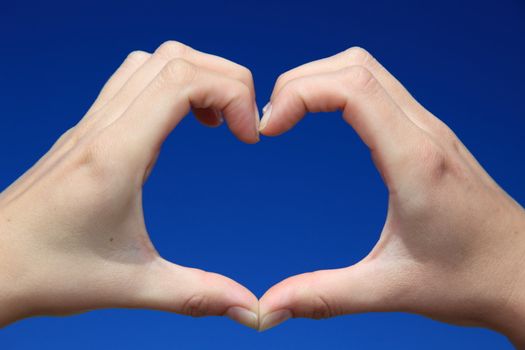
494,299,525,348
0,278,23,327
0,209,31,327
485,206,525,347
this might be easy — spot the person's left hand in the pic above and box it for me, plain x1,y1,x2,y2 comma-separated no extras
255,47,525,344
0,41,260,329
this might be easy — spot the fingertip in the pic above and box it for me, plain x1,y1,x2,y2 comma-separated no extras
209,109,225,127
225,306,259,330
258,102,296,137
258,309,292,332
258,277,300,330
237,133,260,144
258,102,272,133
258,270,339,322
223,100,261,144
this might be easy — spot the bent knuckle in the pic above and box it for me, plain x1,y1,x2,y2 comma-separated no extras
237,65,254,85
280,78,304,97
450,137,462,154
274,72,290,90
343,46,374,66
53,126,79,150
341,65,378,93
155,40,190,59
159,58,197,87
231,81,251,100
221,82,251,120
125,50,150,65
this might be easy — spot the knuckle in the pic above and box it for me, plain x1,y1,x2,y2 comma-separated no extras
237,65,254,84
433,120,459,149
416,139,450,183
125,50,150,64
274,72,294,93
182,295,209,317
233,80,251,100
53,126,79,150
344,46,374,66
392,139,449,216
221,82,251,120
159,58,196,87
394,137,467,217
155,40,189,59
450,137,462,153
57,137,112,203
74,137,107,172
223,80,251,105
341,65,377,93
275,72,288,88
280,77,303,97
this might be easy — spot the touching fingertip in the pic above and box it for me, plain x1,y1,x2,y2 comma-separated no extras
258,309,292,332
259,102,272,132
254,102,261,140
225,306,259,330
214,109,224,124
262,102,271,114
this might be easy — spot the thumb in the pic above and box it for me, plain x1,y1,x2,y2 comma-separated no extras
131,258,259,329
258,260,405,331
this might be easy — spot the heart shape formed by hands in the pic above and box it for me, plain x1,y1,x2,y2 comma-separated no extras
1,41,523,344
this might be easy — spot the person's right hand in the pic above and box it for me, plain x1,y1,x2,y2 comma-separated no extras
0,41,260,329
257,47,525,346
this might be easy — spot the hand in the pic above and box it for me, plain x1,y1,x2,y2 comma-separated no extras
257,47,525,346
0,41,260,329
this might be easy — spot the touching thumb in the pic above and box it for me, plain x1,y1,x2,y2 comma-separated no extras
131,258,259,329
258,260,403,331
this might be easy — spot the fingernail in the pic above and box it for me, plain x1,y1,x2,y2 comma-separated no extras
259,102,272,132
226,306,259,330
213,109,220,118
259,309,292,332
262,102,271,114
254,102,260,139
213,109,224,125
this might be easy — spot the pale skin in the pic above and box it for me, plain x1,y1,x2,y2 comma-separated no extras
0,42,524,347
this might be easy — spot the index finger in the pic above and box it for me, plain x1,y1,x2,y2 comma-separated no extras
259,66,423,185
106,59,259,176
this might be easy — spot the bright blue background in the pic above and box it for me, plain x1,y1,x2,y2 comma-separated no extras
1,0,524,348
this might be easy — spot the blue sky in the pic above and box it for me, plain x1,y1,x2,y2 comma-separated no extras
1,0,524,348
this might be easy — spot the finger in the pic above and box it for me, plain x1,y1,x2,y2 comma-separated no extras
108,58,258,167
259,67,422,168
193,108,224,127
84,50,151,117
270,47,432,131
131,258,259,329
258,261,403,331
1,52,151,204
98,41,256,127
